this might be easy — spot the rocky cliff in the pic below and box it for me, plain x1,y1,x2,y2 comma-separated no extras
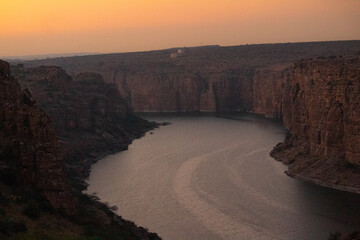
0,61,161,239
11,65,157,187
251,64,291,118
270,56,360,191
113,69,252,112
0,60,75,212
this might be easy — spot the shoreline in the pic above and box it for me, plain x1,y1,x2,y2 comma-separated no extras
72,122,160,182
285,171,360,195
85,111,360,197
270,146,360,196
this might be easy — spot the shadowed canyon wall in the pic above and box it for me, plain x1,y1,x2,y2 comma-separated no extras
1,60,161,239
0,60,75,212
11,65,157,185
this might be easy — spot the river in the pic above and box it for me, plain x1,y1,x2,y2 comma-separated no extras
87,114,360,240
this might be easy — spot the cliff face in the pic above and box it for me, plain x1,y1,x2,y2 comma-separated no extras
11,65,157,184
283,57,360,165
0,60,75,212
251,57,360,164
0,61,161,239
269,57,360,191
114,70,252,112
251,64,290,118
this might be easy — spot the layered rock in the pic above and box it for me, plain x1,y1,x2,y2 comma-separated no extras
283,57,360,165
251,64,290,118
11,65,157,183
0,60,75,212
0,62,161,239
114,70,252,112
271,56,360,191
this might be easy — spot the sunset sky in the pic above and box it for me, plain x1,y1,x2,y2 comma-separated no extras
1,0,360,57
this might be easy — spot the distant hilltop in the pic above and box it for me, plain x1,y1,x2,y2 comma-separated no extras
2,52,100,61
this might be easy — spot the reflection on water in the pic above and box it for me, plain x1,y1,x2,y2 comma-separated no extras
87,113,360,240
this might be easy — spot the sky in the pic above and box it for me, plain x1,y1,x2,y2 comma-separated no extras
1,0,360,57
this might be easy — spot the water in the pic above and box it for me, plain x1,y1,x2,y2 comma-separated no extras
87,114,360,240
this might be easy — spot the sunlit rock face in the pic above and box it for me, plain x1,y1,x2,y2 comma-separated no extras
251,57,360,168
282,56,360,166
268,57,360,192
0,60,75,213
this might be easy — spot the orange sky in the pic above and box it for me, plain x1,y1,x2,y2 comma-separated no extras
1,0,360,57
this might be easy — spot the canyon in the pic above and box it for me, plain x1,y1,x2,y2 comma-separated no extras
23,40,360,192
1,40,358,239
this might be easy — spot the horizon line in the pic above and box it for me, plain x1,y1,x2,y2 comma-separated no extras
2,39,359,61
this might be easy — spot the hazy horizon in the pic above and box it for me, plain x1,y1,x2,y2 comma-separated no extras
1,0,360,57
3,39,360,60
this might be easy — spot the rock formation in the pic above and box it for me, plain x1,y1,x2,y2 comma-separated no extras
11,65,157,186
1,61,161,239
251,64,290,118
112,70,252,112
0,60,75,213
271,56,360,191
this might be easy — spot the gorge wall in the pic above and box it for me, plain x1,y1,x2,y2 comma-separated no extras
282,57,360,166
1,60,161,240
112,69,253,112
11,65,157,187
270,56,360,191
0,60,75,212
